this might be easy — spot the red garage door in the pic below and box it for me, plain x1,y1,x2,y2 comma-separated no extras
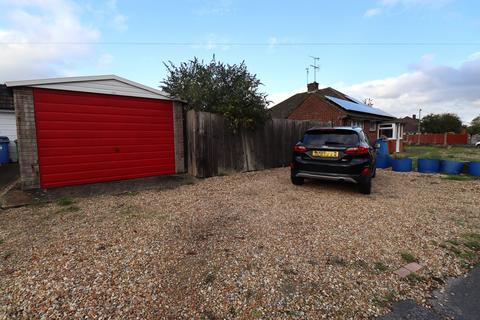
33,88,175,188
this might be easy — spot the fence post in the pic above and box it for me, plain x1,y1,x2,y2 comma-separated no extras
444,132,448,146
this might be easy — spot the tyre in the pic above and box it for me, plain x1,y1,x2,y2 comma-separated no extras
291,175,304,185
372,166,377,178
359,176,372,194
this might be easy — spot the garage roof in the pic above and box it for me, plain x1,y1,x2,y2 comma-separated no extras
5,75,179,101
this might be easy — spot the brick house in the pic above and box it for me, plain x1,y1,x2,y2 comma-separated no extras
269,82,404,152
402,114,420,134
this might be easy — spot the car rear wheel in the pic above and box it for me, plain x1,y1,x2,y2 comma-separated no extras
291,175,304,185
359,176,372,194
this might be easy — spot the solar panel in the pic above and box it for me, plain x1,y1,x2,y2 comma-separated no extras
325,96,394,118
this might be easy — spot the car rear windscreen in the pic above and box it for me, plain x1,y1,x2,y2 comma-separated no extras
303,131,359,147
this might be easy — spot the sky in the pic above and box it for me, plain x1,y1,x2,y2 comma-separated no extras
0,0,479,122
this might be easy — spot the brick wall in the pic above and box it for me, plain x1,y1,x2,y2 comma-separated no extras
363,120,378,143
13,88,40,189
173,101,185,173
287,94,346,125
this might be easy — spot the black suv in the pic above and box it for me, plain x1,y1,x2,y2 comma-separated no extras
290,127,377,194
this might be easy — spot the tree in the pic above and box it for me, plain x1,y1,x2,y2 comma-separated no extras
467,116,480,135
161,57,269,130
420,113,463,133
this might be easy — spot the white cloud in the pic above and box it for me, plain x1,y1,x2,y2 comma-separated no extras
106,0,128,31
364,8,382,18
0,0,100,81
195,0,233,16
341,53,480,122
364,0,453,18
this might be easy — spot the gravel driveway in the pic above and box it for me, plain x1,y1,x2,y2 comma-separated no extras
1,168,479,319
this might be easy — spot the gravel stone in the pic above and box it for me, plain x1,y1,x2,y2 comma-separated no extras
0,168,479,319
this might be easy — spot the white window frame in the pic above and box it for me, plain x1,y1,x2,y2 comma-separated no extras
351,120,363,128
369,121,377,132
378,123,396,140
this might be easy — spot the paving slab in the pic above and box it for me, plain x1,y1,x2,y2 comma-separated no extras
404,262,423,273
393,267,411,278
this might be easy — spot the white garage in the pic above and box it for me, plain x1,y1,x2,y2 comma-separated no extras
0,85,17,162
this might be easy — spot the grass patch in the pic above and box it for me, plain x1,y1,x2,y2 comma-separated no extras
462,233,480,251
3,250,13,260
458,251,476,260
62,205,80,213
327,255,347,266
445,239,460,246
400,251,417,263
204,271,216,285
56,197,74,206
352,259,369,270
0,239,3,245
251,309,263,318
403,145,480,162
406,273,425,284
452,218,466,227
441,175,478,181
374,262,389,273
372,289,396,307
447,244,462,255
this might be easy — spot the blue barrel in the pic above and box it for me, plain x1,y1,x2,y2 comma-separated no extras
468,162,480,177
0,136,10,165
392,158,413,172
417,159,441,173
375,138,389,156
440,160,464,175
376,155,391,169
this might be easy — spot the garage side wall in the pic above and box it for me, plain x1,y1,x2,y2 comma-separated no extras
13,88,40,189
173,101,185,173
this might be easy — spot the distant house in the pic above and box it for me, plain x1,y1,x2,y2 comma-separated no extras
0,84,17,162
402,114,420,134
269,82,404,152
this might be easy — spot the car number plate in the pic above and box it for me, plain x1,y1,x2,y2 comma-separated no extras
312,150,339,157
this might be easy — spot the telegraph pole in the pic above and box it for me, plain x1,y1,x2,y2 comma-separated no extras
418,108,422,133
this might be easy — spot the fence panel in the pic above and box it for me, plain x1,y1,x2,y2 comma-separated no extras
404,133,469,146
186,110,326,178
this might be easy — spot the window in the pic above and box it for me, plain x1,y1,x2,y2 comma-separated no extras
378,123,395,139
369,121,377,132
303,131,359,147
351,120,363,128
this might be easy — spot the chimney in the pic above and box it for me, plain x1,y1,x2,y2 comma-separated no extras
412,114,416,120
307,82,319,92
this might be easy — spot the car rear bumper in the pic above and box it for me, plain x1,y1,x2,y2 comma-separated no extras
293,170,361,183
291,157,371,183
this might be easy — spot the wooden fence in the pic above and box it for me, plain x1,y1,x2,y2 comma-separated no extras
186,110,325,178
404,133,469,145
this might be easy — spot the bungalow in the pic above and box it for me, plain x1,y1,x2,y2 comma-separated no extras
269,82,404,153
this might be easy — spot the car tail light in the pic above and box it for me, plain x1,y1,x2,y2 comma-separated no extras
293,145,307,153
345,146,369,155
361,166,370,176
